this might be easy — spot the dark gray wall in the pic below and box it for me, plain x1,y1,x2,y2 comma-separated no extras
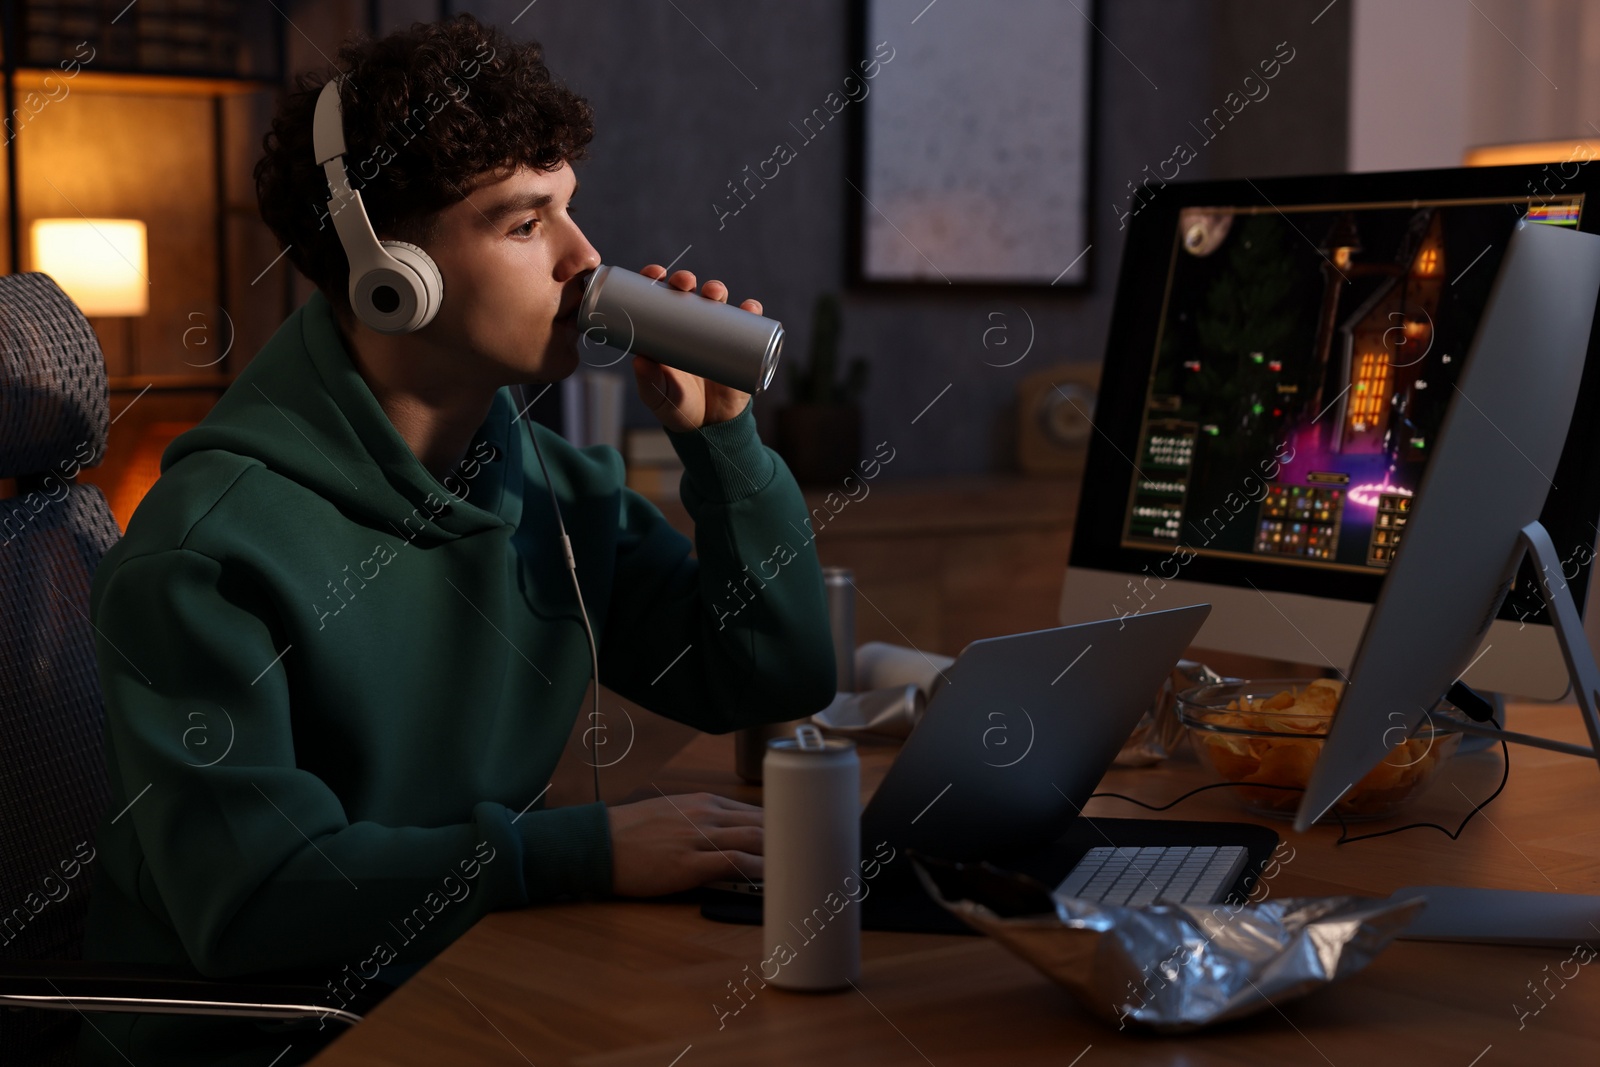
386,0,1352,479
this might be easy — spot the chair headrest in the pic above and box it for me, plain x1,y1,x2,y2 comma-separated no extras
0,272,108,480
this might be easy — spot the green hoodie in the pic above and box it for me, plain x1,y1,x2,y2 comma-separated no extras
79,288,835,1063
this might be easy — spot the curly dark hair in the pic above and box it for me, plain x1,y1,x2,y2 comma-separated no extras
254,14,594,322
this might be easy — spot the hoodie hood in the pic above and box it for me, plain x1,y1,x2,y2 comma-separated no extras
162,289,522,546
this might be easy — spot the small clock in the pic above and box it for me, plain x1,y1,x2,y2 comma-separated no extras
1017,363,1100,475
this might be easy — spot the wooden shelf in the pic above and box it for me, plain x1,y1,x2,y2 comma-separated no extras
647,473,1082,656
800,473,1078,537
13,67,278,97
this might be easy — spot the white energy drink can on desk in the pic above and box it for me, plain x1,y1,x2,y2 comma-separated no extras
577,264,784,394
762,725,860,991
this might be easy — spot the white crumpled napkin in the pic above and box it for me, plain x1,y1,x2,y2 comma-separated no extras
810,642,956,739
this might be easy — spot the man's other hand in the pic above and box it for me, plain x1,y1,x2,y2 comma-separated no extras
607,791,763,896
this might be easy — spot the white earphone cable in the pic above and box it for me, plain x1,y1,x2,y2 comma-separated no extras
522,391,604,806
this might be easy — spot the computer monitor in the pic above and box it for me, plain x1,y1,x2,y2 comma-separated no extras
1060,163,1600,699
1296,219,1600,832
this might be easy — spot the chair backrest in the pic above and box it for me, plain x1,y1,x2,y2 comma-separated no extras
0,272,121,1063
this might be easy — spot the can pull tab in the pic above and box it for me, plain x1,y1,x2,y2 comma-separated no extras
795,723,826,751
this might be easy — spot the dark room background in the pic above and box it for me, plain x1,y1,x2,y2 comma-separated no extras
288,0,1353,480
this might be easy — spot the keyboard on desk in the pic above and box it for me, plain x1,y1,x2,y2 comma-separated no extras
1054,845,1250,906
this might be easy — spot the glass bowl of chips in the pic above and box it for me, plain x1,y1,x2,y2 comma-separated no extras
1177,678,1463,821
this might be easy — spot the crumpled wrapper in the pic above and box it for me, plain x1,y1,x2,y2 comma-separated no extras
811,641,953,740
911,854,1425,1033
811,684,926,739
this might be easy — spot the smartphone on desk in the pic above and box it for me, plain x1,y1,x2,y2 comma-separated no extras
698,870,974,936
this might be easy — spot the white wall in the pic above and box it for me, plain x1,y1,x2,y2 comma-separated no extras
1349,0,1470,171
1350,0,1600,172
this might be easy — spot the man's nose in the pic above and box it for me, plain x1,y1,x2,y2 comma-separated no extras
565,227,602,278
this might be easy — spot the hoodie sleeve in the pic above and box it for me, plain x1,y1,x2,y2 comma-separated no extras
595,400,836,732
90,546,612,979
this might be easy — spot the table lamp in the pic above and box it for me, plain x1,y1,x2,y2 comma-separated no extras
30,217,149,369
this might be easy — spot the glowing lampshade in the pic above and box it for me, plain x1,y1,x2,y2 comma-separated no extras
30,218,149,316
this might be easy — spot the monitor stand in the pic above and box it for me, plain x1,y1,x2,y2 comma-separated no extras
1446,521,1600,762
1391,520,1600,947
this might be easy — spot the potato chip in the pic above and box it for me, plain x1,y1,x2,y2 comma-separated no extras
1245,739,1319,787
1261,711,1326,734
1355,753,1407,793
1201,733,1259,780
1261,689,1297,711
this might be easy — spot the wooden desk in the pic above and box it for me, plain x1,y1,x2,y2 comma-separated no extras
313,704,1600,1066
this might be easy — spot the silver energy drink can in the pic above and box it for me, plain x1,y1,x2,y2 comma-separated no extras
762,725,860,991
823,566,856,692
577,264,784,394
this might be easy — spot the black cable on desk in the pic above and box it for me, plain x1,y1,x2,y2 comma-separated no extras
1085,735,1511,846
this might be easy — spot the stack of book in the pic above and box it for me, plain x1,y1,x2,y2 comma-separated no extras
23,0,244,74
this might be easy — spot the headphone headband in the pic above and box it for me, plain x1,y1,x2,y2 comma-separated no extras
312,76,350,164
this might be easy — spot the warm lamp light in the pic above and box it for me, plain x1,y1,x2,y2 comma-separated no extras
30,218,149,316
1464,140,1600,167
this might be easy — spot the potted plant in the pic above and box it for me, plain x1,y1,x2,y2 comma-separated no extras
776,294,868,484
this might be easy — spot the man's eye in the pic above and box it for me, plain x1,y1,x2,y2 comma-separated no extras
512,218,536,237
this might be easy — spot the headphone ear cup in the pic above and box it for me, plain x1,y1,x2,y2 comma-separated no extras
350,241,443,334
381,241,443,328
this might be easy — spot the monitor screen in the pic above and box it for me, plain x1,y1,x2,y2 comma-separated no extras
1073,164,1600,629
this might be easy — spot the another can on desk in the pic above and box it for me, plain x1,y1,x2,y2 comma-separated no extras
762,725,860,991
823,566,856,693
577,264,783,395
735,566,856,783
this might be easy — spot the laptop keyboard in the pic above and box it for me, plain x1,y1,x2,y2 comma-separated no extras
1054,845,1250,906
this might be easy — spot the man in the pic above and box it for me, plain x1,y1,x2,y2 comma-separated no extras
80,14,835,1065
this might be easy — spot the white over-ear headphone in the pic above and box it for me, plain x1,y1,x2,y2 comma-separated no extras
312,76,444,333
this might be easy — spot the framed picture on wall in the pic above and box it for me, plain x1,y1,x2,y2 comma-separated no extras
849,0,1094,289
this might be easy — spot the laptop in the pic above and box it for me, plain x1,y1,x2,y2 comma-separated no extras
701,604,1280,932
